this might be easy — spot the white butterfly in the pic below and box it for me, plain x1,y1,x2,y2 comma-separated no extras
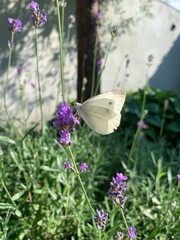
75,90,126,135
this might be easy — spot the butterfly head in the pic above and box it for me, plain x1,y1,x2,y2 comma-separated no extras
74,102,82,115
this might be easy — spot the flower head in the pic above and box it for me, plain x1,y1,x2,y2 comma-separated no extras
60,1,67,7
54,102,79,146
94,209,108,230
17,66,23,75
110,26,119,38
96,10,102,21
128,226,137,239
115,232,124,240
80,162,88,172
108,173,128,208
29,0,47,27
64,161,74,171
137,120,148,129
68,15,76,24
31,82,36,89
8,18,22,33
30,0,39,11
59,129,71,146
54,102,79,131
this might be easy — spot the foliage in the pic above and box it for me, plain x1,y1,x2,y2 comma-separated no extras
0,89,180,239
122,87,180,143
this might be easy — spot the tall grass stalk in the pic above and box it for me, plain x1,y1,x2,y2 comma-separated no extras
34,28,44,136
56,0,65,103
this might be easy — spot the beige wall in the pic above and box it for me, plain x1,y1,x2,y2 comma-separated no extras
0,0,179,125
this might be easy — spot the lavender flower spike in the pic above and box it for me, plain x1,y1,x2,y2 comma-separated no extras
8,18,22,33
59,130,71,146
137,120,148,129
94,209,108,230
17,66,23,75
80,162,88,172
29,0,47,27
64,161,75,172
54,101,79,146
115,232,124,240
108,173,128,208
128,226,137,239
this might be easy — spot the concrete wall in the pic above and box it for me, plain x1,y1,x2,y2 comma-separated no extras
101,0,180,92
0,0,179,125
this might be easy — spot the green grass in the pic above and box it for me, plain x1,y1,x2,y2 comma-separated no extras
0,91,180,239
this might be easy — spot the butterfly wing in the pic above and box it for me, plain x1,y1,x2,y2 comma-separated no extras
76,90,126,135
83,90,126,115
80,105,121,134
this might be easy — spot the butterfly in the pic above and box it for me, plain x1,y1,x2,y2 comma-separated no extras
75,90,126,135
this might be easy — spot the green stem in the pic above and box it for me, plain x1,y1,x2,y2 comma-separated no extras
67,146,95,215
159,100,168,137
128,90,147,164
94,37,113,95
56,0,65,103
120,208,129,230
34,27,44,136
1,179,17,208
20,89,25,130
91,35,98,97
4,33,16,132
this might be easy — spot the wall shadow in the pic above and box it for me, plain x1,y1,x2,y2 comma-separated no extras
149,34,180,92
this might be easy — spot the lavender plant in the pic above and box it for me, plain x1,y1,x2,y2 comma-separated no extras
3,18,22,133
0,1,180,239
29,0,47,136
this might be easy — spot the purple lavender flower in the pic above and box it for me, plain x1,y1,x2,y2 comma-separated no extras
54,102,79,131
29,0,47,27
137,120,148,129
54,102,79,146
116,173,128,182
17,66,23,74
128,226,137,239
31,82,36,89
94,209,108,230
177,174,180,183
68,15,76,24
64,161,74,171
108,173,128,208
8,18,22,33
80,162,88,172
96,58,102,66
59,130,71,146
30,0,39,11
96,10,102,21
115,232,124,240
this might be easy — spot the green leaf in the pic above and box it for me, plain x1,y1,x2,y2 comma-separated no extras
146,115,161,127
0,136,16,145
146,103,160,113
166,122,180,132
12,190,26,201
